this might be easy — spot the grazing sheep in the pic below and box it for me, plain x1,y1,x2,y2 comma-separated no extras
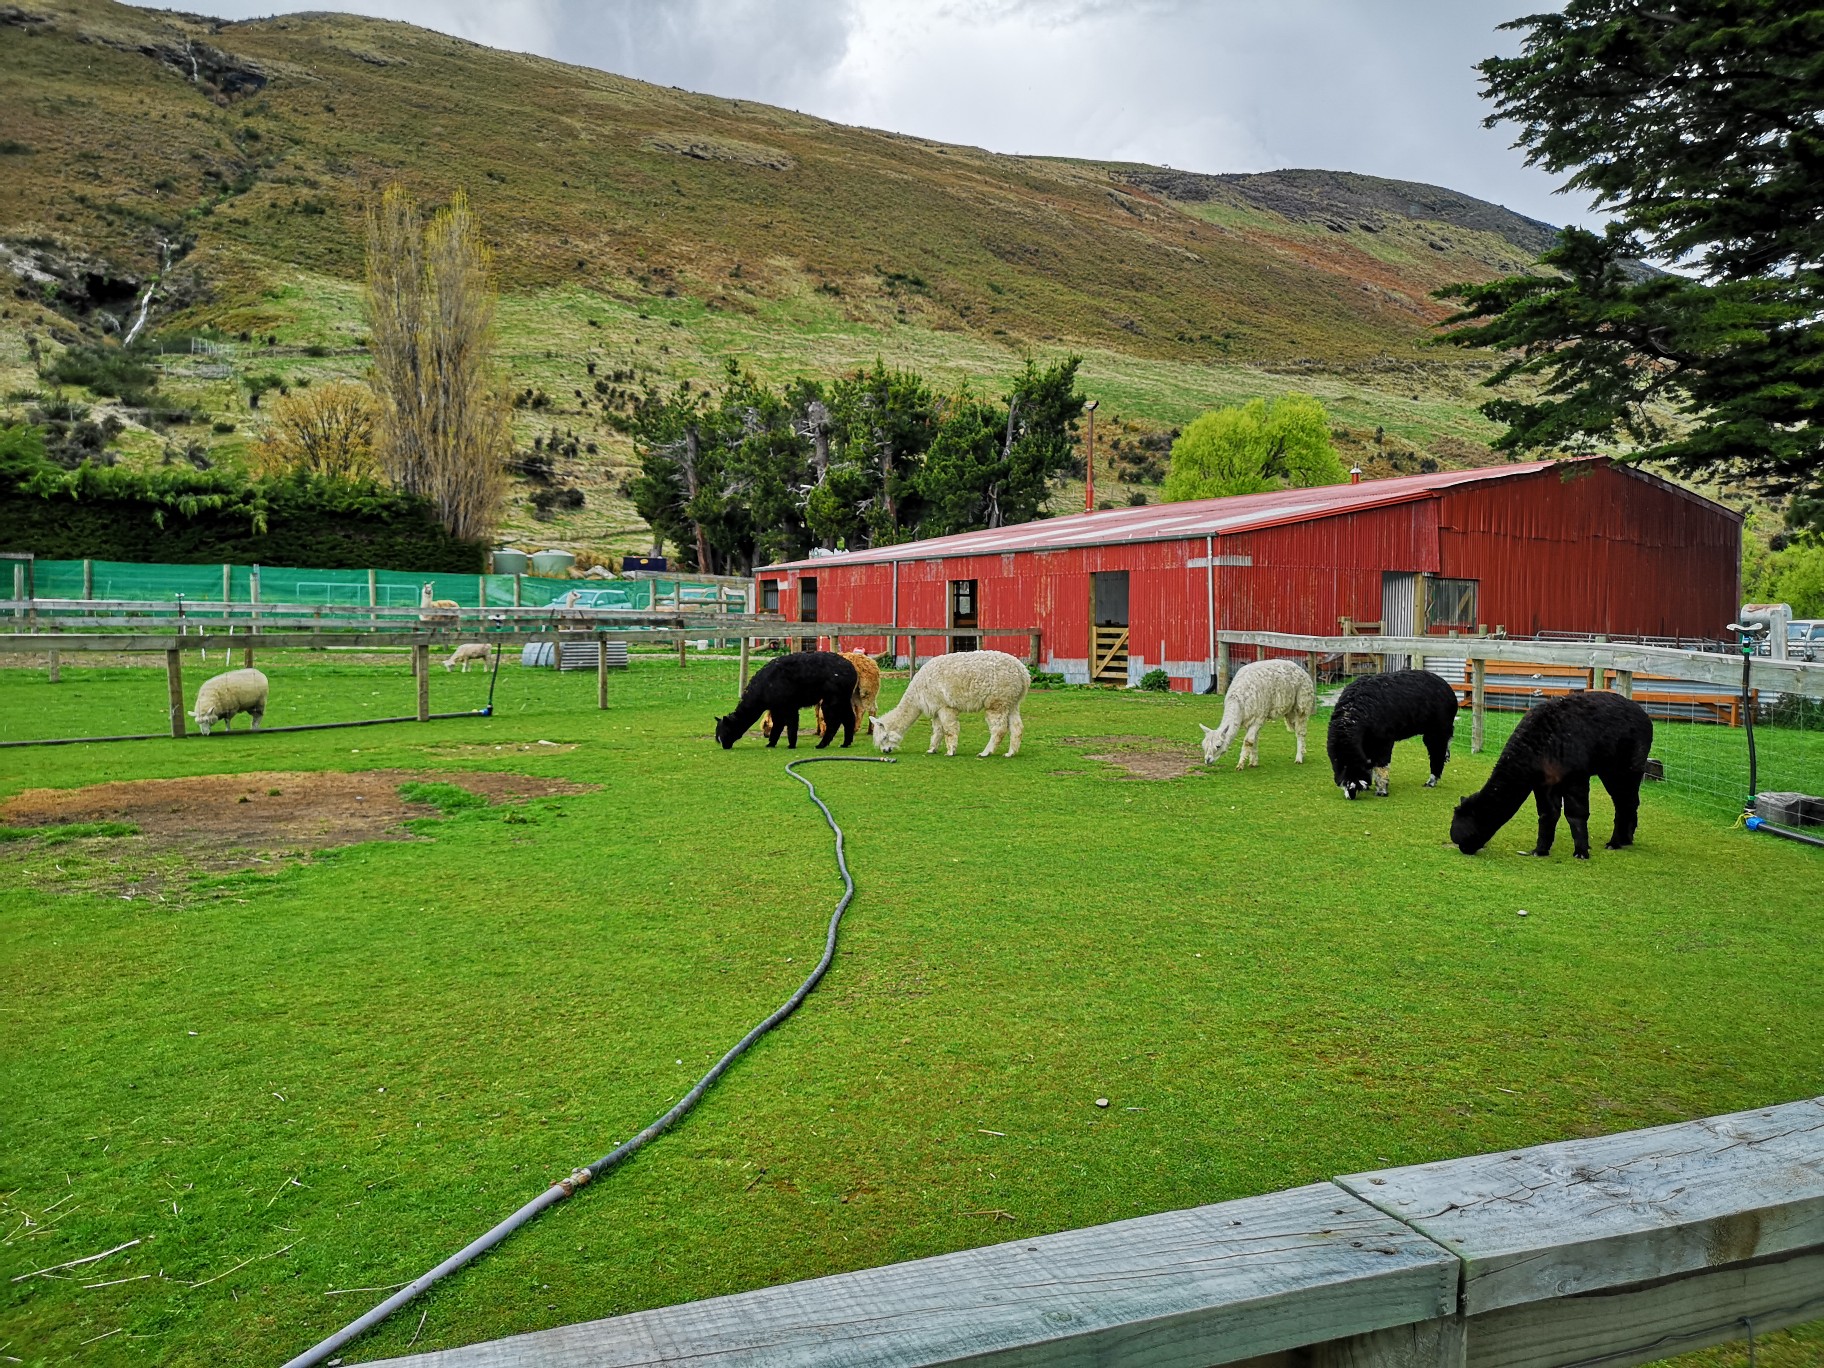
1326,669,1460,799
871,649,1029,758
444,643,491,672
192,668,268,736
761,650,883,741
1199,658,1316,769
1451,691,1652,859
717,651,860,750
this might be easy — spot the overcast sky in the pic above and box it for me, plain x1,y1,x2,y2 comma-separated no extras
142,0,1592,229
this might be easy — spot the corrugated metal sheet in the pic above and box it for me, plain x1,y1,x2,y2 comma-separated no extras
760,461,1577,570
1437,463,1740,638
756,457,1743,684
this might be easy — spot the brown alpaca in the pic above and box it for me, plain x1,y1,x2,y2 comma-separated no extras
762,650,882,740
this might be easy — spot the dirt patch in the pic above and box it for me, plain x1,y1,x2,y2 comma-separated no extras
1060,735,1204,781
418,741,578,757
0,769,592,862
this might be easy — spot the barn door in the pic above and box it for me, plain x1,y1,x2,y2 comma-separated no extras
949,579,979,653
1381,573,1418,637
1091,572,1130,683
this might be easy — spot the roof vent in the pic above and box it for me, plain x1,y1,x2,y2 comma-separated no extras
1349,466,1363,485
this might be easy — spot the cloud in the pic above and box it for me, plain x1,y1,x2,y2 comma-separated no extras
136,0,1588,225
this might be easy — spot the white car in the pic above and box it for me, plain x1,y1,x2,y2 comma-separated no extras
1788,620,1824,662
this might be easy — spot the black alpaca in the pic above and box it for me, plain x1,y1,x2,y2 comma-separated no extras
1450,691,1653,859
715,652,860,750
1326,669,1460,799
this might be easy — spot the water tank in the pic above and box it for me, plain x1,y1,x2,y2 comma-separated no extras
530,549,576,577
491,548,530,575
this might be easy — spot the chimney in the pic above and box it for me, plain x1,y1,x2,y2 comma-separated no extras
1349,466,1363,485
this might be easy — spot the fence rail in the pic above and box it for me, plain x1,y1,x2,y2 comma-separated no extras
373,1097,1824,1368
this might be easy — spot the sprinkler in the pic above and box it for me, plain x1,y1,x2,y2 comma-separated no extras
1726,620,1768,814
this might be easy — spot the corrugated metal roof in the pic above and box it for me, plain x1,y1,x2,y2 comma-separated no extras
762,459,1588,571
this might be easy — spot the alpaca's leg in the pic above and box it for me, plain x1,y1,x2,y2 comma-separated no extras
1240,721,1263,769
1602,768,1642,848
927,715,943,753
784,710,801,749
1562,775,1593,859
1371,765,1390,797
939,707,961,756
1423,729,1451,786
1006,706,1024,757
1293,713,1307,764
979,709,1004,758
1529,785,1561,856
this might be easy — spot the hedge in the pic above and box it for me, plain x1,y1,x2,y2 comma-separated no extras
0,424,486,572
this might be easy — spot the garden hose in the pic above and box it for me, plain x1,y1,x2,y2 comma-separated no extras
282,753,894,1368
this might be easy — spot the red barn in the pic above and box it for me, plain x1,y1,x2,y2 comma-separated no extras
755,458,1741,690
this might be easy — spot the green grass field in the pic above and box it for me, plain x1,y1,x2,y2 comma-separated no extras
1,655,1820,1365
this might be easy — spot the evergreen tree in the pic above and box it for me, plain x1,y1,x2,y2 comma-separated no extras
1440,3,1824,496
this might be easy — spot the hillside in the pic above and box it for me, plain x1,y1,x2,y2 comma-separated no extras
0,0,1552,556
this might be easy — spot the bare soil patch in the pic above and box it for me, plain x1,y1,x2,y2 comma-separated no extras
418,741,578,757
0,769,591,861
1060,735,1203,781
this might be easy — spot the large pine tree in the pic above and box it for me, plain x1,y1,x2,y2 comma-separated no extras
1440,3,1824,497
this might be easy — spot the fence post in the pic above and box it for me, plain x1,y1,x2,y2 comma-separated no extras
1306,650,1319,686
1217,639,1231,694
513,574,522,608
48,648,60,684
678,633,687,668
738,636,752,694
908,633,920,673
10,561,20,619
222,562,231,604
1310,1317,1467,1368
368,567,378,624
1470,656,1487,755
597,637,609,710
82,558,93,601
413,643,430,721
1615,668,1633,699
166,649,186,738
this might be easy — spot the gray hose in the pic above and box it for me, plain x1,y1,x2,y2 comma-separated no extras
282,753,894,1368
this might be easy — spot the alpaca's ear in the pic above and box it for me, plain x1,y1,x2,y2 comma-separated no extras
1199,723,1217,736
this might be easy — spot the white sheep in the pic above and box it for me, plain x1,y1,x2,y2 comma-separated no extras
1199,658,1315,769
192,668,269,736
871,649,1029,758
444,642,491,672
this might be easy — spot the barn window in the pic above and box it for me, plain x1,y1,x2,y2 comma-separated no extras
950,579,978,652
761,580,780,614
799,576,818,623
1426,577,1478,632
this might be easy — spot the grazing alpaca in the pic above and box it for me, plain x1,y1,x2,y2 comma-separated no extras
716,651,860,750
870,650,1029,758
762,650,883,742
1326,669,1459,799
1451,691,1652,859
1199,658,1316,769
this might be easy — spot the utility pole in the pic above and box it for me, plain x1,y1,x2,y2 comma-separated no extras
1084,399,1099,512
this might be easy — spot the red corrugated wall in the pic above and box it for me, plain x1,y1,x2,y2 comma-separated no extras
756,460,1740,678
1436,463,1740,638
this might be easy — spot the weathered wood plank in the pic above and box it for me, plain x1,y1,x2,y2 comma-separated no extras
1218,631,1824,700
377,1185,1456,1368
1337,1096,1824,1316
1466,1247,1824,1368
1310,1315,1466,1368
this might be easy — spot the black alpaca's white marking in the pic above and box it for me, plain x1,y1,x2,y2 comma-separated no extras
1325,670,1459,800
715,652,860,750
1450,691,1653,859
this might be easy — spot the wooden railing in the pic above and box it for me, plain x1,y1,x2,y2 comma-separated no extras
373,1097,1824,1368
1216,630,1824,753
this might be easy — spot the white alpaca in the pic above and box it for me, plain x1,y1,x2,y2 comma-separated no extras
1199,658,1315,769
418,584,459,623
192,668,268,735
870,650,1030,758
443,642,491,672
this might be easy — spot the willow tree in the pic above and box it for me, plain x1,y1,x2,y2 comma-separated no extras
1163,394,1345,501
365,185,509,543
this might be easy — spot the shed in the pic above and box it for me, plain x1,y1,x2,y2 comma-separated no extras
755,459,1742,689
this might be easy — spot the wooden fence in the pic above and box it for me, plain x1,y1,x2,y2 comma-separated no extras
1217,630,1824,754
372,1097,1824,1368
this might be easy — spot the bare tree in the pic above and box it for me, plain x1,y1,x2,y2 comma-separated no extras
366,184,509,543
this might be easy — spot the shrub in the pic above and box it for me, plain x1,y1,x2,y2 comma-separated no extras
41,344,157,405
212,420,237,434
251,382,379,482
1139,668,1171,691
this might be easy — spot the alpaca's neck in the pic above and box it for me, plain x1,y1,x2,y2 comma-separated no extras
879,689,926,732
1465,763,1534,831
725,694,769,730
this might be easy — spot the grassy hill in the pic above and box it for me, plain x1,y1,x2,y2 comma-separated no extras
0,0,1550,556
